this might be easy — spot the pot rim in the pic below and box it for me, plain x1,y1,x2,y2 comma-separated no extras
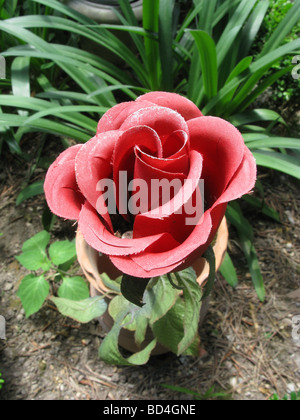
66,0,143,23
75,217,229,295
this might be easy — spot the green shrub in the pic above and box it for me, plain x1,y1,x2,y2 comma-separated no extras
253,0,300,105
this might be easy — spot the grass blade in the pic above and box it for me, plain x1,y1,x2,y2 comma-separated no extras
219,252,238,288
229,109,286,127
16,180,44,206
143,0,160,90
159,0,175,91
226,203,265,302
246,136,300,150
189,30,218,101
253,151,300,179
0,113,91,142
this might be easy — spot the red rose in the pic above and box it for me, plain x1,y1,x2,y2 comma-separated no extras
44,92,256,278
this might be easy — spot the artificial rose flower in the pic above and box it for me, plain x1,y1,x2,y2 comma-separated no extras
44,92,256,278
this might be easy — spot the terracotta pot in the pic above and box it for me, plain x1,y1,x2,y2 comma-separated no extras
76,217,229,355
64,0,143,23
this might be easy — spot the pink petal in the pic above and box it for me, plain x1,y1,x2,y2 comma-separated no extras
113,126,163,216
135,145,190,176
110,210,213,277
162,130,190,159
132,149,187,214
133,130,190,176
136,92,203,121
188,116,245,201
120,106,189,141
212,145,257,208
78,201,175,257
97,100,154,133
133,149,202,218
44,145,84,220
75,130,121,230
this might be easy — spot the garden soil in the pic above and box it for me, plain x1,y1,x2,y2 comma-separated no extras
0,116,300,400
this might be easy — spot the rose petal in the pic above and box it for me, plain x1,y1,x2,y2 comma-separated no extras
181,202,227,270
188,117,245,201
133,129,190,176
97,100,154,133
113,125,163,217
79,201,175,257
75,130,120,208
137,92,203,121
133,210,194,244
75,131,121,231
132,149,187,214
212,145,257,207
44,144,84,220
135,145,190,176
162,130,190,159
133,149,203,218
120,106,189,142
110,210,213,277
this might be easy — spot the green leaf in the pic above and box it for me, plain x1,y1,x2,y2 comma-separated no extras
121,274,151,308
16,251,50,271
108,294,148,348
226,204,254,242
108,295,137,331
151,298,200,357
143,0,160,90
246,136,300,151
48,240,77,266
229,109,286,127
254,151,300,179
159,0,175,91
243,195,280,223
17,274,50,317
240,233,265,302
16,231,51,271
219,252,238,288
189,30,218,101
173,268,203,355
16,180,44,206
197,0,218,35
227,203,265,302
203,37,300,115
22,230,50,253
220,56,253,105
11,57,30,117
58,277,90,301
99,304,157,366
51,296,107,323
0,112,92,143
146,275,181,325
236,0,269,60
